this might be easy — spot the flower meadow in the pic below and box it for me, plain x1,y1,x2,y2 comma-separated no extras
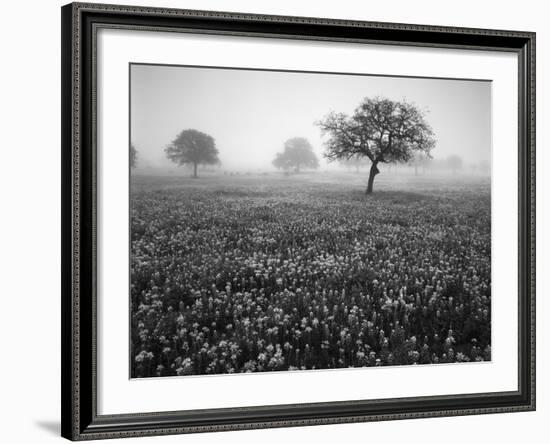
130,174,491,378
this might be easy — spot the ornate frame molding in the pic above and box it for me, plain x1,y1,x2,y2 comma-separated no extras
61,2,535,440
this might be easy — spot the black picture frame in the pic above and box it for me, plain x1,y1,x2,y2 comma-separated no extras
61,2,536,440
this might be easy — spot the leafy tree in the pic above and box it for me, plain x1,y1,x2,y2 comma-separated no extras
272,151,292,171
272,137,319,173
130,144,137,169
165,129,220,178
446,154,463,174
317,97,436,194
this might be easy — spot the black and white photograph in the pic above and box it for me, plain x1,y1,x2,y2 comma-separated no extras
130,64,492,378
0,0,543,442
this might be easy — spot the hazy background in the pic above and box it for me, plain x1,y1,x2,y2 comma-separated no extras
130,64,491,172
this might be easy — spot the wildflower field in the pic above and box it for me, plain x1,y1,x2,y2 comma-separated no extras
130,173,491,377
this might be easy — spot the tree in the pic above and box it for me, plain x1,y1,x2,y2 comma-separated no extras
338,155,370,173
272,137,319,173
165,129,220,178
130,144,137,169
317,97,436,194
409,152,432,176
478,159,490,175
446,154,463,174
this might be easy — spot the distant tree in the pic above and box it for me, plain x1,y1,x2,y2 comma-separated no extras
272,137,319,173
165,129,220,178
479,159,490,175
409,152,432,176
317,97,435,194
130,144,137,169
446,154,463,174
338,155,370,172
272,152,292,171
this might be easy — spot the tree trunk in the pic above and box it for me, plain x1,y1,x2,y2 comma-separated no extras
193,162,198,178
366,162,380,194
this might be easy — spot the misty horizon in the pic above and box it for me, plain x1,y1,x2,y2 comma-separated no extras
130,64,491,172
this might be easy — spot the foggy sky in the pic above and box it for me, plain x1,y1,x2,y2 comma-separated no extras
130,64,491,171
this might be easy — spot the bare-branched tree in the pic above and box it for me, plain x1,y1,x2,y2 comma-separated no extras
317,97,436,194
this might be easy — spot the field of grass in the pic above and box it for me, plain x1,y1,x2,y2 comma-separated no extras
130,172,491,377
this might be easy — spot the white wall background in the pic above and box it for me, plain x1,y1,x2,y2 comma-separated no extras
0,0,545,443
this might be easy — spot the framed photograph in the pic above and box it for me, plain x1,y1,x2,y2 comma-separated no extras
61,2,535,440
